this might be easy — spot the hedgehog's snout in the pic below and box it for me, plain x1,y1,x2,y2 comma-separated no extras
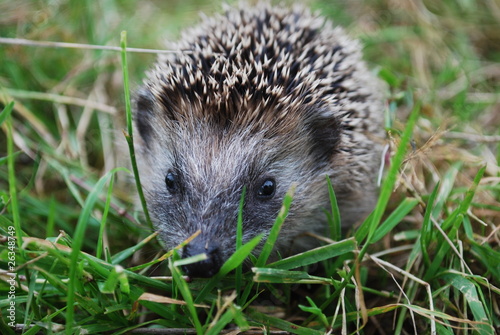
182,238,223,278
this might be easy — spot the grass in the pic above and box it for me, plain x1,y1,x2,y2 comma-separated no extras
1,0,499,334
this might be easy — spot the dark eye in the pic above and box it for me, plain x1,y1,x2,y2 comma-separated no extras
165,171,178,192
256,178,276,199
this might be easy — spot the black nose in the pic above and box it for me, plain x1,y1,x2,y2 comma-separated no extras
181,240,222,278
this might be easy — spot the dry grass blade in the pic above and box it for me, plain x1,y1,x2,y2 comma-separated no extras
0,37,188,54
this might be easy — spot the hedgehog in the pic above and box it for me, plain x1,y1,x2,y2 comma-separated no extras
133,3,385,278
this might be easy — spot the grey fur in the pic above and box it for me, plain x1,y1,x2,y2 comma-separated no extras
133,3,385,276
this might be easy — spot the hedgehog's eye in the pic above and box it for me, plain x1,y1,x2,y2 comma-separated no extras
256,178,276,199
165,171,179,193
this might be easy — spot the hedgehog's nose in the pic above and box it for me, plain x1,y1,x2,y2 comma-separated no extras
181,240,222,278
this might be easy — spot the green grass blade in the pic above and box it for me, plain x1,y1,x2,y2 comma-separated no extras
248,308,324,334
235,187,246,305
240,186,295,304
421,182,440,266
328,102,419,316
424,212,463,281
111,232,158,265
353,211,375,243
253,268,336,284
326,175,341,241
5,108,23,255
83,254,172,291
356,102,420,247
101,265,129,294
206,305,249,335
120,31,152,229
425,166,486,281
0,150,20,166
96,170,119,260
22,307,67,335
173,253,208,268
434,324,455,335
267,238,357,270
298,297,329,328
36,265,102,314
205,310,233,335
65,168,122,334
431,162,461,219
0,101,14,126
169,258,204,334
469,242,500,281
46,195,57,238
442,273,495,334
371,197,419,243
456,165,486,215
255,185,296,267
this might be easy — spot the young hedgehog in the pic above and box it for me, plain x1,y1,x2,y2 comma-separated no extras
134,3,385,278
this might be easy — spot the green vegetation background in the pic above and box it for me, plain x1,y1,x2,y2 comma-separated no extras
0,0,499,334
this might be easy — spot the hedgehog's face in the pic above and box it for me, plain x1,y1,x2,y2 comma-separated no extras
135,124,297,277
133,94,341,278
156,135,288,278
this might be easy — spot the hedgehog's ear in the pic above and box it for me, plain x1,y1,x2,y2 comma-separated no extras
134,88,155,144
305,110,342,161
